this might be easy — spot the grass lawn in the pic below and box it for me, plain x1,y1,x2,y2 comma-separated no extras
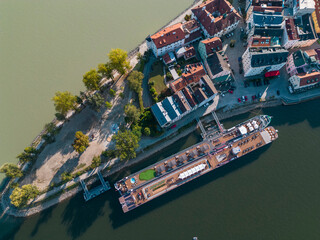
149,61,167,94
139,169,156,181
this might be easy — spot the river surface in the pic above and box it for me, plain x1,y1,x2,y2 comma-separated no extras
1,99,320,239
0,0,193,183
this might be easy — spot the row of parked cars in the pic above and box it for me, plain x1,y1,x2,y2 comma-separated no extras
237,92,263,103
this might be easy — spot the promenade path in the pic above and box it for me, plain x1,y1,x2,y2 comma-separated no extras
19,0,203,192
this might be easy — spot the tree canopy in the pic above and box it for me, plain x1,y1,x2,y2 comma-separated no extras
52,91,77,116
17,147,38,163
83,69,101,91
87,93,104,112
97,62,114,80
124,104,140,124
10,184,39,208
0,163,23,178
72,131,89,154
108,48,131,75
90,156,101,169
113,130,140,161
127,70,144,93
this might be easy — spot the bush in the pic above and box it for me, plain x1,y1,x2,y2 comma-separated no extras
61,172,73,182
105,101,112,109
150,87,156,94
90,156,101,169
184,14,191,21
55,112,66,121
119,92,125,99
109,89,116,97
102,149,117,159
144,127,151,136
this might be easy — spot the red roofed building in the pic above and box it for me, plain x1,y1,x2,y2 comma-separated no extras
289,71,320,92
170,63,206,92
191,0,241,39
198,37,222,60
146,20,201,57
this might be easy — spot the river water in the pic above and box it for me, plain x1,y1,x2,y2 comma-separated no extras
0,0,193,183
1,1,320,239
2,100,320,240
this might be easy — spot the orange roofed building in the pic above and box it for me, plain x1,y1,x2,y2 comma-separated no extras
170,63,206,92
146,20,201,57
191,0,241,39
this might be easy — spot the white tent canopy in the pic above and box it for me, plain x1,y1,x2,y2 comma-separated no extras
178,164,206,180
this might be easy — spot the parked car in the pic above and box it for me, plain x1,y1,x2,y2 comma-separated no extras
252,95,256,100
238,57,242,62
238,98,241,103
241,96,245,101
277,90,280,95
171,124,177,129
258,92,262,98
221,92,225,97
239,68,243,74
228,89,233,94
245,96,248,101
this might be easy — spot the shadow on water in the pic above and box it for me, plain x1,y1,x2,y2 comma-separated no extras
108,143,271,229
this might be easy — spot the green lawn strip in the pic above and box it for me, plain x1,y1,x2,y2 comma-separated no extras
139,169,156,181
149,62,166,94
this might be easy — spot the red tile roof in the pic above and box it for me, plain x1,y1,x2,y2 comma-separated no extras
181,88,196,108
170,63,206,92
250,36,272,47
184,46,196,60
192,0,241,37
298,71,320,86
151,23,185,49
182,19,200,33
253,6,283,13
163,53,174,64
286,18,299,41
201,37,222,55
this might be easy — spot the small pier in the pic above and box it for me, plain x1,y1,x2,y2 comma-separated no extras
80,170,111,201
196,118,207,139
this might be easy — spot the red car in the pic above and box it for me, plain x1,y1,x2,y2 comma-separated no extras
245,96,248,101
171,124,177,129
228,89,233,94
252,95,256,100
237,98,241,102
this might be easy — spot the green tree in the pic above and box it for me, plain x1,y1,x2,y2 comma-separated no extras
105,101,112,109
10,184,39,208
108,48,131,75
52,91,77,116
97,62,114,80
0,163,23,178
72,131,89,154
17,147,38,163
90,156,101,169
88,93,104,112
113,130,140,161
132,124,142,138
109,89,116,97
83,69,101,91
144,127,151,136
61,171,73,182
184,14,191,21
127,70,144,93
124,104,140,123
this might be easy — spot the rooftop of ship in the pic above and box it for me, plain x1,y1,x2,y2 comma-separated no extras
115,115,277,213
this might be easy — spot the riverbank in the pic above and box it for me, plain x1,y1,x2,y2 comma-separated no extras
0,97,282,217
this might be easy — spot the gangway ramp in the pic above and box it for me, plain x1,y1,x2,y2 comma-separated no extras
211,111,225,133
80,170,111,201
196,118,207,139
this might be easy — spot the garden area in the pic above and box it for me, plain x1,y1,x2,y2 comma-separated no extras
139,169,156,181
149,61,169,102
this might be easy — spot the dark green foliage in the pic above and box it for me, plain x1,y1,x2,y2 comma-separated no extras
17,147,38,163
83,69,101,91
113,130,140,161
88,93,104,112
109,89,116,97
72,131,89,153
90,156,101,169
0,163,23,178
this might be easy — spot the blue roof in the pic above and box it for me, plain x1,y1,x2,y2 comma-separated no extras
253,14,283,26
151,104,169,127
162,98,178,120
